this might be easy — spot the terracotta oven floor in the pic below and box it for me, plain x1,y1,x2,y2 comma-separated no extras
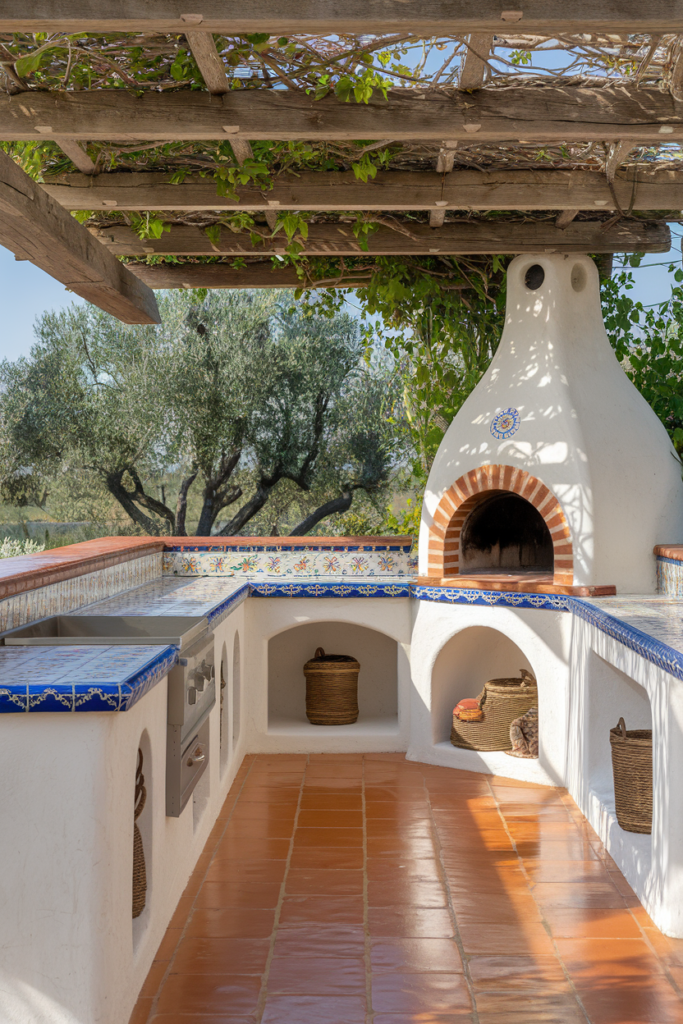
130,754,683,1024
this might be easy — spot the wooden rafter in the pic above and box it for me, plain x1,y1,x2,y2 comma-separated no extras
129,262,366,290
42,168,683,213
3,86,683,143
2,2,682,35
93,220,671,256
0,150,159,323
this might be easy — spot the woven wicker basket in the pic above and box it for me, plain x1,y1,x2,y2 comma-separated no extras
610,717,652,834
304,647,360,726
132,749,147,919
450,669,538,751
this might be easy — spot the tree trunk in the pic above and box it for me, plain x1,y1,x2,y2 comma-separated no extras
288,492,354,536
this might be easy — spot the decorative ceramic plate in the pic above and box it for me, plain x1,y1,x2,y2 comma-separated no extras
490,407,520,440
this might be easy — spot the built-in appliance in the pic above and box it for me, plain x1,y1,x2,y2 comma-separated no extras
166,631,215,817
1,615,208,649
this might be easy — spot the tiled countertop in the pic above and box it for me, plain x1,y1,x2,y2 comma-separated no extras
0,576,412,714
0,644,177,713
570,594,683,682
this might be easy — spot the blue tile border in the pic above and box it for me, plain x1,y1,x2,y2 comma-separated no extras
656,555,683,567
568,597,683,684
412,585,572,611
165,542,412,553
0,645,178,714
250,580,412,599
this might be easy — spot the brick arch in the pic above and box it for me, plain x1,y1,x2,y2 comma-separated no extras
427,465,573,585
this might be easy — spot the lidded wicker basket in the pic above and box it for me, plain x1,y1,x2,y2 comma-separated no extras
610,717,652,834
304,647,360,726
450,669,538,751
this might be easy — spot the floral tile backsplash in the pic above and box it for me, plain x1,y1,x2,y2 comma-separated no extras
162,544,416,578
0,552,162,635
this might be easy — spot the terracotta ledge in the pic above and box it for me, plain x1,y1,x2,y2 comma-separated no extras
417,574,616,597
654,544,683,562
0,537,164,601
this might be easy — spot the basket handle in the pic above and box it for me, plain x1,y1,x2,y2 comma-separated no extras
617,716,627,738
315,647,325,659
520,668,536,687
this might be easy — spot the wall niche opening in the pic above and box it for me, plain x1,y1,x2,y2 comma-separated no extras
431,626,535,745
268,621,398,734
460,491,553,574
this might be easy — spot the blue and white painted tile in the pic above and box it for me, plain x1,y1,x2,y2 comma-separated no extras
0,552,162,635
0,643,177,714
250,579,412,599
656,556,683,597
413,585,572,611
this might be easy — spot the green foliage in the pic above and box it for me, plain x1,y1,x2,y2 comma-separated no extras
0,537,45,558
0,292,404,537
601,256,683,455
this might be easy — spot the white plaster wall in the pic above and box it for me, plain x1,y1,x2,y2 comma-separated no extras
408,599,572,786
567,616,683,937
243,597,412,753
419,254,683,590
0,601,248,1024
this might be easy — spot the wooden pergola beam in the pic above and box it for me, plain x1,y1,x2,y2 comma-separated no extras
2,2,682,35
4,86,683,143
0,150,160,323
94,220,671,256
42,168,683,214
130,262,369,290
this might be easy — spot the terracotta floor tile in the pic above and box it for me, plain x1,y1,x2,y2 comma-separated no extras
467,955,569,990
171,937,271,975
476,1012,586,1024
184,907,277,939
525,861,614,885
555,937,666,975
289,847,364,871
367,836,438,858
274,924,366,958
279,895,364,926
286,868,364,896
128,997,153,1024
297,809,363,828
194,881,282,909
229,802,299,820
267,955,366,994
370,938,464,973
299,794,363,810
294,827,363,848
531,881,626,910
457,923,557,956
138,756,680,1024
260,994,366,1023
368,879,449,908
366,858,442,882
371,972,472,1013
205,858,287,884
373,1016,473,1023
214,838,290,860
221,820,295,840
543,907,644,939
155,974,262,1016
368,907,456,938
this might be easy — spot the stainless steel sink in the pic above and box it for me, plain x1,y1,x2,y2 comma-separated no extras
1,615,208,649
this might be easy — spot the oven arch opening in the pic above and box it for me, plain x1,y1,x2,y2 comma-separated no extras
459,491,554,574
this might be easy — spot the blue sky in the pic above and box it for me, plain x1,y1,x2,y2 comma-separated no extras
1,234,681,363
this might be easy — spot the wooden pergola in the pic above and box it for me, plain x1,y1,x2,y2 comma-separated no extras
1,4,683,322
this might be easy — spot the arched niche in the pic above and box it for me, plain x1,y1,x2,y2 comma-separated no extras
431,626,535,744
268,620,398,731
